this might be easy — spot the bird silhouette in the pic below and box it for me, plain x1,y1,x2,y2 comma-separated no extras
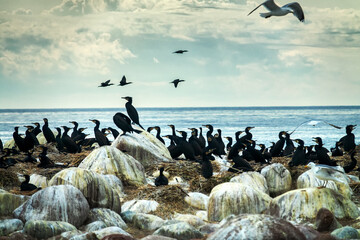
118,75,132,86
170,79,185,88
98,80,114,87
173,50,188,54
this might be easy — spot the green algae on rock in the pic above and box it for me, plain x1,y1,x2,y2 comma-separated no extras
23,220,76,239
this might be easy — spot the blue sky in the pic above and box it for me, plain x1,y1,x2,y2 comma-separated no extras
0,0,359,108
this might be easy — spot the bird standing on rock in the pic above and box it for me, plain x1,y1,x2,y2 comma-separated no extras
122,96,144,130
155,167,168,186
42,118,56,143
113,112,142,135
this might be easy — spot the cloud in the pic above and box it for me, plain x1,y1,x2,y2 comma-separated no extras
12,8,32,15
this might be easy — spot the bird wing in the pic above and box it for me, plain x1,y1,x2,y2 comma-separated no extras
248,0,280,16
105,80,111,84
174,82,179,88
120,76,126,84
289,120,342,135
283,2,304,22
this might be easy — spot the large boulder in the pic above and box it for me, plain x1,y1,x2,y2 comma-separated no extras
184,192,209,210
0,192,29,216
121,200,159,214
48,167,123,213
78,146,146,186
207,214,306,240
230,171,269,194
261,163,292,197
13,185,89,228
208,182,271,222
132,213,165,231
153,222,203,240
29,174,48,189
86,208,127,229
0,219,24,236
111,130,173,167
173,213,205,228
23,220,76,239
269,187,360,223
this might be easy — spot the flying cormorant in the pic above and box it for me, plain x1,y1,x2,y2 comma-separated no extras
90,120,110,146
113,112,142,135
155,167,168,186
170,79,185,88
20,174,38,191
42,118,56,143
98,80,114,87
122,96,144,130
118,75,132,86
173,50,188,54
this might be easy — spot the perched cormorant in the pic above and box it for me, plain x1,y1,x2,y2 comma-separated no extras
283,132,295,156
55,127,65,152
122,96,144,130
23,151,37,163
0,138,3,152
203,124,223,157
113,112,142,135
61,126,80,153
228,149,254,173
20,174,38,191
258,143,272,162
118,75,132,86
98,79,114,87
339,125,356,153
271,131,286,157
188,128,203,157
227,131,244,160
37,146,54,168
1,148,17,167
155,167,168,186
70,121,80,139
42,118,56,143
215,129,226,155
313,137,337,166
331,142,343,157
176,130,197,161
201,149,214,179
344,152,357,173
173,50,188,54
225,137,233,152
288,139,307,167
239,127,254,144
72,128,88,142
170,79,185,88
163,135,183,159
13,127,26,152
150,126,165,145
24,125,39,148
198,127,206,149
32,122,41,136
246,140,267,164
108,127,120,140
89,120,110,146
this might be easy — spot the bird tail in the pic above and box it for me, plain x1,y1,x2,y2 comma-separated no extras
260,12,272,18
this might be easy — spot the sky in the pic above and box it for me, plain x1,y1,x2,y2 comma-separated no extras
0,0,359,108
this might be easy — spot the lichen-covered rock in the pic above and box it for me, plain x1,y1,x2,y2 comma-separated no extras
297,169,352,199
261,163,291,197
121,211,136,223
208,182,272,222
3,139,15,149
86,208,127,229
29,174,48,189
0,219,24,236
141,235,177,240
79,146,146,186
55,229,84,239
269,187,360,223
153,222,203,240
230,171,269,194
0,192,29,216
331,226,360,239
111,130,173,167
184,192,209,210
82,220,107,232
173,213,205,228
121,200,159,214
23,220,76,239
48,167,123,212
196,211,208,222
207,214,306,240
132,213,165,231
13,185,89,228
92,226,132,239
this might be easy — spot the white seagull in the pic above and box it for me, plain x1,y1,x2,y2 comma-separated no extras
248,0,305,22
305,162,348,187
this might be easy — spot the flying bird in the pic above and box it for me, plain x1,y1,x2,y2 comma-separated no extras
170,79,185,88
173,50,188,54
98,80,114,87
118,75,132,86
248,0,305,22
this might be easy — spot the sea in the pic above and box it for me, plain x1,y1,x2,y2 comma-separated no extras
0,106,359,150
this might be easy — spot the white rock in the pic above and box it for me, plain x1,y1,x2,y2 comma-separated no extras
261,163,292,197
184,192,209,210
0,219,24,236
173,213,205,228
29,173,48,189
79,146,146,186
82,220,107,232
121,200,159,214
86,208,127,229
153,222,203,240
208,182,272,222
230,171,269,194
196,211,208,222
132,213,165,231
92,226,132,239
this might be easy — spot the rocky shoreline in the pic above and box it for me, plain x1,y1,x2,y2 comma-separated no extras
1,131,360,240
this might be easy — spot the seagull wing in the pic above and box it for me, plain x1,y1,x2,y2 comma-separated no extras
283,2,304,22
248,0,279,16
289,120,342,135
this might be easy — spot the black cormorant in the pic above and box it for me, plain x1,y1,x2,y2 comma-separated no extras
13,127,26,152
70,121,79,139
155,167,168,186
163,135,183,159
98,79,114,87
37,146,55,168
246,140,267,164
0,138,3,152
170,79,185,88
118,75,132,86
90,120,110,146
313,137,337,166
188,128,203,157
108,127,120,140
288,139,307,167
72,128,88,143
122,96,144,130
258,144,272,162
32,122,41,136
23,151,37,163
271,131,286,157
42,118,56,143
227,131,244,160
339,125,356,153
20,174,38,191
198,127,206,149
283,132,295,156
228,149,254,173
150,126,165,145
55,127,65,152
225,137,232,152
113,113,142,135
24,125,39,147
173,50,188,54
331,142,343,157
202,124,223,157
238,127,254,143
176,130,197,160
61,126,80,153
215,129,226,155
344,152,357,173
201,149,214,179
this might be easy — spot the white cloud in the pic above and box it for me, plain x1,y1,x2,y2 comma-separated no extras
12,8,32,15
153,57,159,63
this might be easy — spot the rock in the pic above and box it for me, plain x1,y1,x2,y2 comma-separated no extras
269,187,360,223
331,226,360,239
315,208,342,232
141,236,177,240
121,199,159,214
102,174,125,198
184,192,209,210
111,130,173,168
36,131,58,144
13,185,89,228
230,171,269,194
3,139,15,149
132,213,165,231
261,163,291,197
48,167,123,213
86,208,127,229
120,211,136,223
195,210,208,221
297,169,352,199
348,175,360,182
92,226,133,239
78,146,146,186
198,223,219,235
207,214,306,240
82,220,107,232
29,173,48,189
0,219,24,236
23,220,76,239
0,192,29,216
153,222,203,240
55,230,84,239
6,231,36,240
208,182,272,222
173,213,205,228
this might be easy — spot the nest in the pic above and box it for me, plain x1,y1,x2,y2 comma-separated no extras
0,169,20,191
